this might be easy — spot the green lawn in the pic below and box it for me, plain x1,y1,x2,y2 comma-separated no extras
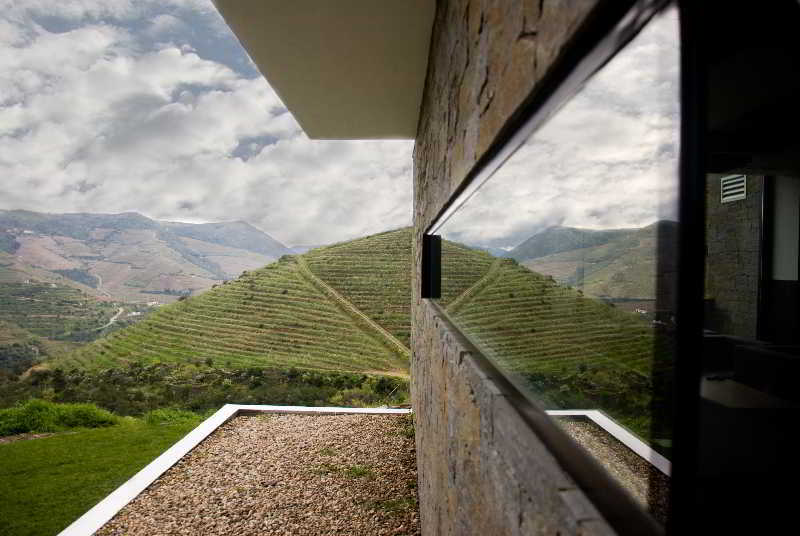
0,418,201,536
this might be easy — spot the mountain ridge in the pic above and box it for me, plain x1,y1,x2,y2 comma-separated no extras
0,210,291,303
508,225,639,261
512,221,678,299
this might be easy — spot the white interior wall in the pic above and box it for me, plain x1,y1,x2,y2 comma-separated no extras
771,176,800,281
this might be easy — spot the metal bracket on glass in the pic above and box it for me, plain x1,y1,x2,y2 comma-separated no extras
421,234,441,299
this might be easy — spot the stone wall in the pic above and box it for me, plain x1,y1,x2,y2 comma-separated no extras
704,174,763,338
411,0,617,534
412,306,615,535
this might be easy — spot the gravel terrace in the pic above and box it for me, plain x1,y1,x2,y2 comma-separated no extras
96,413,419,536
556,416,670,524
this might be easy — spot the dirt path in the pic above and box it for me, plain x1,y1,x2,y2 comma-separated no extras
0,432,56,445
95,273,112,298
93,307,124,332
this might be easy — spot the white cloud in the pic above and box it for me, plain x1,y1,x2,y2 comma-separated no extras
0,0,413,246
441,8,680,249
0,0,216,24
146,14,189,39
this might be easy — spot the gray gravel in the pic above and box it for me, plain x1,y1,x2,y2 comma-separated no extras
96,413,419,536
556,416,670,524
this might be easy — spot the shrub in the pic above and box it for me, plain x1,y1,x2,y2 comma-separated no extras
330,387,379,407
0,399,119,437
0,363,410,417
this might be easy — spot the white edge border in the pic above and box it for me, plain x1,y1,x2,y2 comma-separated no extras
57,404,412,536
547,409,671,476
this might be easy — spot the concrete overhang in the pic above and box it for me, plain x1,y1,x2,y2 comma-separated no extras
213,0,436,140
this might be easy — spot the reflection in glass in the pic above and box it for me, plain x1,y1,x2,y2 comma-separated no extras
432,8,679,521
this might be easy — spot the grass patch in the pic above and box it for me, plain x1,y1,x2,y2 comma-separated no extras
370,496,417,515
344,464,375,479
0,399,118,437
396,413,414,439
141,407,205,426
312,462,339,475
0,417,201,536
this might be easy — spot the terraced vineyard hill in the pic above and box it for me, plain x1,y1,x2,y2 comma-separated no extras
0,282,118,340
60,227,498,377
439,241,497,305
446,259,665,376
441,256,674,440
0,282,121,375
62,253,410,376
304,229,414,347
301,228,497,348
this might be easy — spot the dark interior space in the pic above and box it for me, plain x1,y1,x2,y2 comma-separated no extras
695,1,800,531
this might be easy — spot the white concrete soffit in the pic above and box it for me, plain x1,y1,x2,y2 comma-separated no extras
213,0,436,140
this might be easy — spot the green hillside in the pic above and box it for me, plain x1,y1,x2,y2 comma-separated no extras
0,283,117,340
447,260,659,374
0,282,126,376
304,228,413,347
512,221,678,300
508,226,635,261
439,240,497,305
59,226,494,378
442,256,673,441
0,320,80,377
62,254,409,375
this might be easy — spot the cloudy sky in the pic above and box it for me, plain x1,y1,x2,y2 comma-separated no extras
440,7,680,250
0,0,413,246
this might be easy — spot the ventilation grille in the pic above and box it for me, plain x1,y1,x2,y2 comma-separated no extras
721,175,747,204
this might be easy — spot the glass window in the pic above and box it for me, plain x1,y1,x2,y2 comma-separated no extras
429,7,679,521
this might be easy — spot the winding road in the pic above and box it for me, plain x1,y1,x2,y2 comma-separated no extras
94,307,124,332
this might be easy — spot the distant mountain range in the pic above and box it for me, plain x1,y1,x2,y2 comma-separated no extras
0,210,292,303
507,221,678,299
507,226,637,261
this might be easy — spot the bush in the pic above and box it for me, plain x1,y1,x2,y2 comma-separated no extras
330,387,380,407
0,399,119,437
0,363,411,417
